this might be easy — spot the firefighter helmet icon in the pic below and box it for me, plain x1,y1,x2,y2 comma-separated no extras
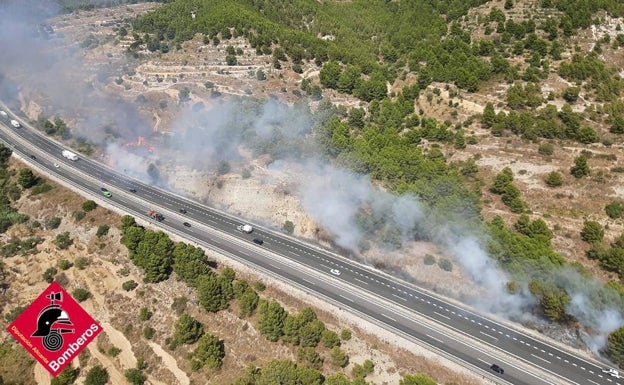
31,292,74,352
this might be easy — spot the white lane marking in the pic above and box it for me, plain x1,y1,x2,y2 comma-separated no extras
588,380,599,385
354,277,369,285
339,295,354,303
480,331,498,340
381,313,396,322
434,311,450,320
392,294,407,301
531,354,551,364
302,278,315,286
426,334,444,344
478,358,491,365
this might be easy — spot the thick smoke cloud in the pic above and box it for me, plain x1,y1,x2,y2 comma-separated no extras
1,0,622,358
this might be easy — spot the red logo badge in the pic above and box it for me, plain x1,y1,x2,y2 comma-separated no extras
6,281,102,376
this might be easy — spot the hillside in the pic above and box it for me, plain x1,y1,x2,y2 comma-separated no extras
1,0,624,378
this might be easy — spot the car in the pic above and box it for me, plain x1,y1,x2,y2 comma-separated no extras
129,188,137,193
179,208,187,214
102,191,112,198
30,155,36,159
252,238,264,245
330,269,341,276
603,368,622,379
53,163,60,168
490,364,504,374
183,222,191,227
100,187,109,192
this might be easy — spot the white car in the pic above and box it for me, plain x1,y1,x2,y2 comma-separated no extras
330,269,341,276
53,163,60,168
603,368,622,379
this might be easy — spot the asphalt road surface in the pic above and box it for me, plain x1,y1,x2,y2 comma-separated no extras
0,111,620,385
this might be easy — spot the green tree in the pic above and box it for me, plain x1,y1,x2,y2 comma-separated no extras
43,267,57,283
545,171,563,187
190,333,225,370
197,273,231,312
581,220,604,243
605,327,624,367
490,167,514,194
482,102,496,128
562,87,580,103
238,287,259,317
55,232,73,250
85,365,109,385
330,347,349,367
319,61,341,89
96,224,110,237
283,220,295,234
296,347,323,370
72,288,91,302
51,365,79,385
400,373,436,385
139,307,153,321
124,369,146,385
321,329,341,348
325,372,351,385
172,243,211,285
179,87,191,102
122,280,138,291
18,168,37,188
174,313,204,344
82,200,97,212
606,201,624,219
570,156,590,178
258,300,287,342
217,160,231,175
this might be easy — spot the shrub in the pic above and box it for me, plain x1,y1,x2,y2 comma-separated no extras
254,281,266,292
606,201,624,219
217,160,231,175
124,368,146,385
73,288,91,302
423,254,436,265
58,259,73,270
46,217,61,229
143,327,155,340
31,183,53,195
85,365,109,385
438,258,453,271
139,307,153,321
108,347,121,357
43,267,58,283
55,232,73,249
538,143,554,156
73,210,86,221
96,224,110,237
581,220,604,243
283,220,295,234
545,171,563,187
75,257,90,270
82,200,97,212
330,347,349,367
122,280,138,291
241,168,251,179
340,328,352,341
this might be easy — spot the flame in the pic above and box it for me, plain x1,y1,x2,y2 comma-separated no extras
122,136,155,153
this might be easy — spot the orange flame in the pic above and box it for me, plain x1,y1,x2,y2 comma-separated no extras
122,136,155,153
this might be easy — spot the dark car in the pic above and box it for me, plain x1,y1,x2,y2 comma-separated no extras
129,188,137,193
253,238,264,245
179,208,187,214
30,155,36,159
490,364,504,374
183,222,191,227
100,187,109,192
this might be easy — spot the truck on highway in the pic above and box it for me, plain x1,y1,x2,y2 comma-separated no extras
237,224,253,233
10,120,20,128
62,150,79,161
0,111,7,120
147,210,164,222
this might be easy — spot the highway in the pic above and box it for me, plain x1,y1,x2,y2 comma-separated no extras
0,110,620,385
